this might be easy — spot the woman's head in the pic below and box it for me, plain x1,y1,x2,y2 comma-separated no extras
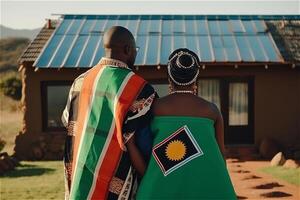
167,48,200,86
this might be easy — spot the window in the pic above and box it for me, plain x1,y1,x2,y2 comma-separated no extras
198,79,221,109
41,81,72,131
229,83,248,126
152,84,169,97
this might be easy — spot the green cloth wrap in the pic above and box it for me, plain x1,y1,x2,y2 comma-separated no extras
136,116,236,200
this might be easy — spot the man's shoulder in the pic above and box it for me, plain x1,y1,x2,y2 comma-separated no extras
72,71,89,92
128,72,155,93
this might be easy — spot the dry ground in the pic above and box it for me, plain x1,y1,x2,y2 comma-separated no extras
227,159,300,200
0,94,22,155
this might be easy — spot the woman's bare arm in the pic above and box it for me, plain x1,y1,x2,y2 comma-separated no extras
212,104,226,161
126,135,146,176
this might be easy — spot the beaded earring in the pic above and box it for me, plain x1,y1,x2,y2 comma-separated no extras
168,83,174,94
193,83,198,95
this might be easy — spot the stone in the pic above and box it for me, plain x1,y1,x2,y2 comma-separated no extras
294,150,300,161
48,142,64,153
0,159,10,171
283,159,299,169
259,138,280,159
32,146,43,160
0,160,7,174
3,157,15,170
270,152,286,166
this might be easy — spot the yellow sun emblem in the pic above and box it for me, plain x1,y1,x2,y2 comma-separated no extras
165,140,187,161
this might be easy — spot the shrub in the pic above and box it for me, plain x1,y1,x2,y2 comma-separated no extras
0,73,22,100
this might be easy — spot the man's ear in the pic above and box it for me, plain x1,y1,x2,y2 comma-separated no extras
124,45,131,56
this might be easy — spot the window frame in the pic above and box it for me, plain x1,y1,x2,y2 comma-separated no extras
41,81,73,132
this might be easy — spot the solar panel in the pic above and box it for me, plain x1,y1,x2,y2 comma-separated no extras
34,15,285,68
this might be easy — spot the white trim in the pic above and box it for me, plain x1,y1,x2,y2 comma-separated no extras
118,167,133,200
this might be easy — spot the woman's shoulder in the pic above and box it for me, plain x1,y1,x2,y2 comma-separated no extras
152,95,220,120
152,95,170,115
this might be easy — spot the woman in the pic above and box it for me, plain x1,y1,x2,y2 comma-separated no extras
130,48,236,199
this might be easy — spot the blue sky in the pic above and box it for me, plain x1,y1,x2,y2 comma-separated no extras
1,0,299,29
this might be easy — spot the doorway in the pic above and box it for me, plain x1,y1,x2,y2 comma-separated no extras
198,77,254,145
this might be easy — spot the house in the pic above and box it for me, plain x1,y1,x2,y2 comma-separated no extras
17,15,300,160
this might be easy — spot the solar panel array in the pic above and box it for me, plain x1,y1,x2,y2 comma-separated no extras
34,15,284,68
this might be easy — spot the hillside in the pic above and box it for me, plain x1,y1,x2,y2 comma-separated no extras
0,25,40,40
0,38,30,73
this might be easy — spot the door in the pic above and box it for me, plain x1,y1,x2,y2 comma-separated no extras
222,78,254,145
198,77,254,145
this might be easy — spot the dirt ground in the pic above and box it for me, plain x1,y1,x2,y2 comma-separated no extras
227,159,300,200
0,109,22,155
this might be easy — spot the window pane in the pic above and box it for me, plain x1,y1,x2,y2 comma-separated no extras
152,84,169,97
229,83,248,126
198,79,221,109
47,85,71,128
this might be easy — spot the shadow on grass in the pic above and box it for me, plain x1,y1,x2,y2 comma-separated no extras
2,164,55,178
18,163,38,168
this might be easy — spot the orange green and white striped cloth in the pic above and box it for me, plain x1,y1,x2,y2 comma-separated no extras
62,58,156,200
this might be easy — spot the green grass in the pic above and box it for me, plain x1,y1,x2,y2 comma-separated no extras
0,161,65,200
259,166,300,186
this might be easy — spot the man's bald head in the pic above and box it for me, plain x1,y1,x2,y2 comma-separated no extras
103,26,137,67
103,26,135,48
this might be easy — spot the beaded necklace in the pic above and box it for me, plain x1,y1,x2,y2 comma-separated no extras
170,90,196,95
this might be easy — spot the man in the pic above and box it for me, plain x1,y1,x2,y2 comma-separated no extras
62,26,156,200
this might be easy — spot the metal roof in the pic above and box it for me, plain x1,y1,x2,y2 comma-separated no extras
34,15,293,68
